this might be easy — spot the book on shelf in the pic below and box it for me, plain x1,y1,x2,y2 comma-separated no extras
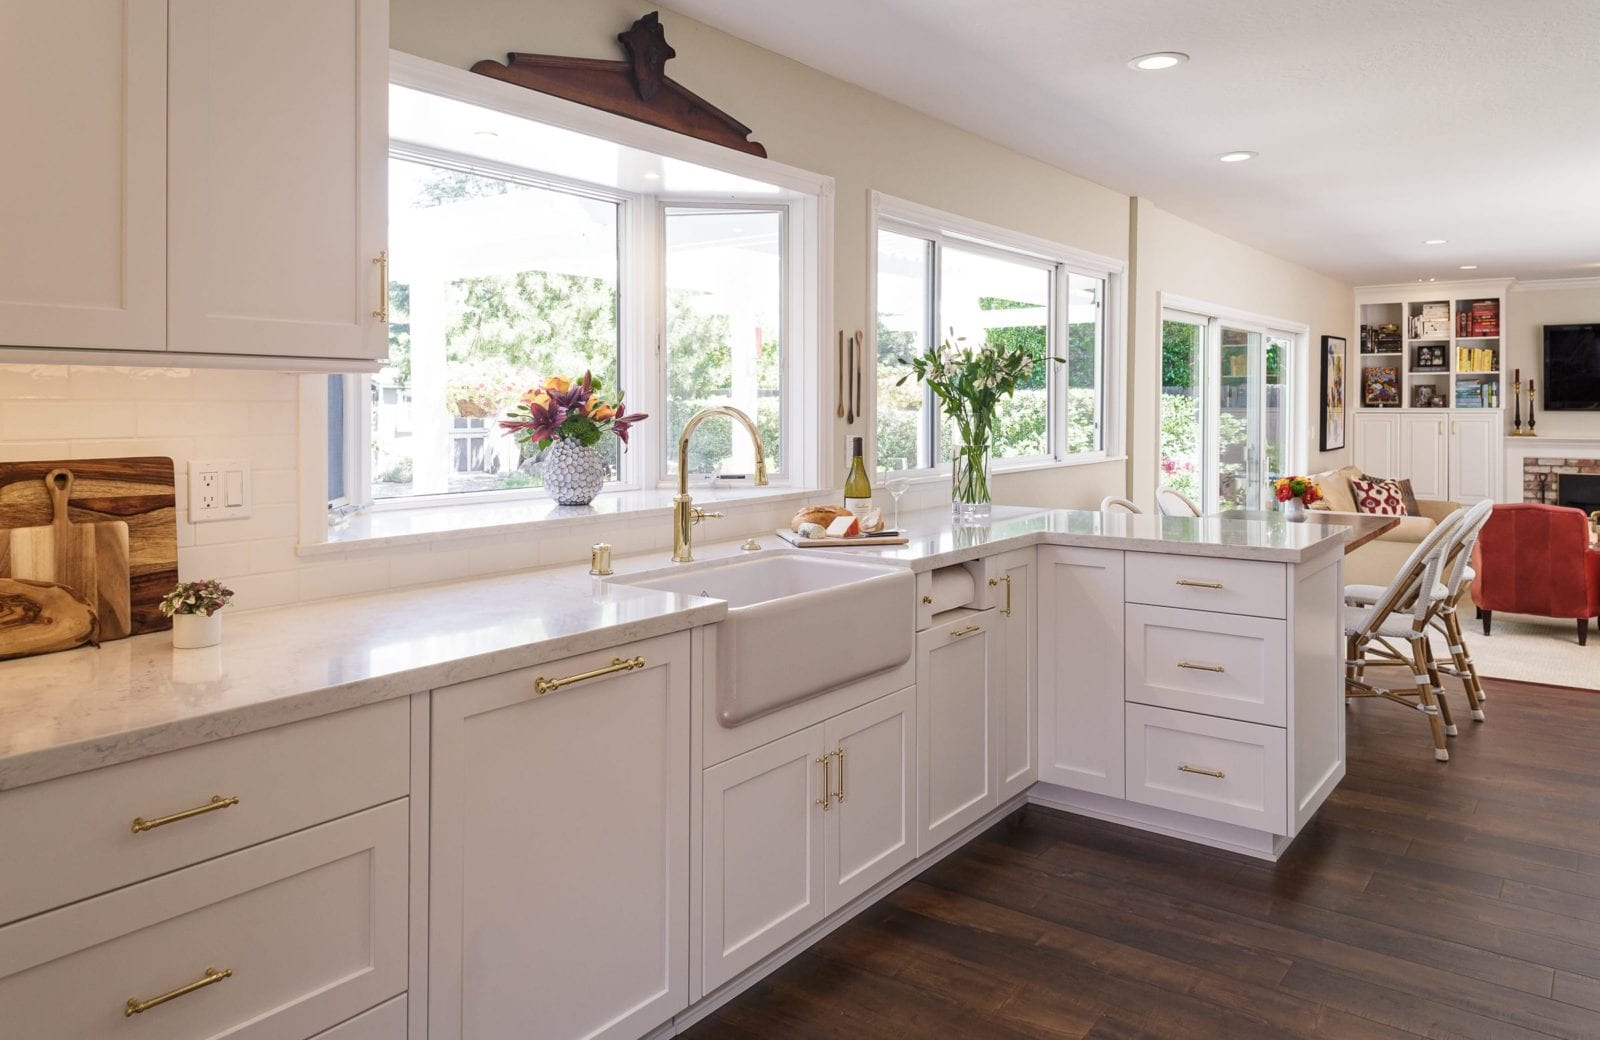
1456,299,1500,337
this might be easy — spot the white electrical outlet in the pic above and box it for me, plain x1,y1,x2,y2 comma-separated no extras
189,459,251,522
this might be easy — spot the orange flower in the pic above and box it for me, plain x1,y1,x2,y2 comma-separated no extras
585,401,616,421
522,389,551,407
543,375,572,393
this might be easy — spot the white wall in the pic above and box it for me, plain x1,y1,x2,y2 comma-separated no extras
1506,281,1600,438
1128,198,1355,508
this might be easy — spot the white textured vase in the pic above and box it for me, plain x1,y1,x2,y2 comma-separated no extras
172,612,222,649
1283,498,1307,522
541,438,609,506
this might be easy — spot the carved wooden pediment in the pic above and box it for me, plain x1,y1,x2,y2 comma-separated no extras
471,12,767,158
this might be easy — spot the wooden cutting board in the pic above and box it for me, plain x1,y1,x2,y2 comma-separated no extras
0,578,99,660
775,529,909,548
0,457,176,646
3,470,132,640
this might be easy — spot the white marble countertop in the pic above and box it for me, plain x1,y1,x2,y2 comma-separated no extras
0,502,1347,791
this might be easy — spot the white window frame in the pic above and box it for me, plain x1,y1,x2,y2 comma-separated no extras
1158,293,1308,513
309,52,832,536
868,191,1125,479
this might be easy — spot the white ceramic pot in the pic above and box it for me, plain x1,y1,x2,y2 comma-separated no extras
172,612,223,649
1283,498,1307,522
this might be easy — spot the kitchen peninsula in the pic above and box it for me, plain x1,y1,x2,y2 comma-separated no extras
0,506,1348,1040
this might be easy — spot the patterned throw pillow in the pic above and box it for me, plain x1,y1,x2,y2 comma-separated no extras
1362,473,1420,516
1349,477,1409,516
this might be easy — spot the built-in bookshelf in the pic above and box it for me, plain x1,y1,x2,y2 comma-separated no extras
1355,288,1504,410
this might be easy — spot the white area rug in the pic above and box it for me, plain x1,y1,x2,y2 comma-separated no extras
1447,612,1600,691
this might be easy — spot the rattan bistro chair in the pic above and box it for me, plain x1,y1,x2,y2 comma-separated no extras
1344,508,1465,762
1155,487,1202,517
1100,496,1141,514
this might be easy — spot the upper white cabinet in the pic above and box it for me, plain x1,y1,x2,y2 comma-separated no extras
0,1,388,365
168,0,388,361
0,2,167,350
1037,546,1125,797
429,633,691,1040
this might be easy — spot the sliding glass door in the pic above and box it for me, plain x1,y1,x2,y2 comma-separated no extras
1161,311,1294,513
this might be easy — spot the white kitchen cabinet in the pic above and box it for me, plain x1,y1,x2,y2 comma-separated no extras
168,0,388,362
1448,412,1501,503
429,633,691,1040
1399,412,1450,501
0,2,167,350
1350,412,1400,481
1036,546,1125,797
916,608,1001,854
701,726,827,994
822,685,916,912
988,548,1037,800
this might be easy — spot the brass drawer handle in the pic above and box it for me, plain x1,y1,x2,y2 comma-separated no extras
948,624,982,639
833,748,846,803
1177,661,1226,673
126,966,232,1016
131,795,239,834
1178,764,1226,779
371,250,389,322
535,656,645,696
921,595,934,605
988,574,1013,616
1175,579,1224,589
817,754,833,812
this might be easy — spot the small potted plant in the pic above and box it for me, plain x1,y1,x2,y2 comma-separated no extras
1273,476,1323,522
499,371,647,506
160,579,235,649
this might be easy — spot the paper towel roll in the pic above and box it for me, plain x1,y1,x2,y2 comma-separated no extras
928,566,977,612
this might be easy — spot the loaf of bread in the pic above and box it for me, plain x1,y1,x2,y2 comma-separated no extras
790,505,851,531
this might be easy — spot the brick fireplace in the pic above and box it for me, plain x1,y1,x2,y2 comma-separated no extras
1522,457,1600,515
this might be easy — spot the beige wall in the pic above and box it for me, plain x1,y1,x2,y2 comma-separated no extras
1128,199,1355,508
1505,283,1600,438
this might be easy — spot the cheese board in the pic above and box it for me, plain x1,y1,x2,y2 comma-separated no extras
775,529,909,549
3,470,132,640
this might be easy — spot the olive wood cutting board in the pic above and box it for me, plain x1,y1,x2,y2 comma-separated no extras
774,529,909,548
0,457,176,646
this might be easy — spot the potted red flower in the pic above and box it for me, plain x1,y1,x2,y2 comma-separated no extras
1272,476,1323,522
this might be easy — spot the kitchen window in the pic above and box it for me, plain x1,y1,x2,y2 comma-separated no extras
873,194,1121,475
325,74,828,518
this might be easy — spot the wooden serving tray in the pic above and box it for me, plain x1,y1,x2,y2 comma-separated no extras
775,529,909,548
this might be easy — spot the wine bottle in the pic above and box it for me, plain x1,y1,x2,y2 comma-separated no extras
843,436,873,515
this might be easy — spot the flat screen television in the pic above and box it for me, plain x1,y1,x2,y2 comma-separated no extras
1543,323,1600,410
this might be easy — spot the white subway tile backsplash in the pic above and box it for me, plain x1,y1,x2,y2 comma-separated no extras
0,365,70,399
191,504,297,546
296,557,393,602
0,440,75,461
226,571,301,612
0,400,137,441
177,543,254,580
69,366,197,400
192,369,298,401
251,468,296,505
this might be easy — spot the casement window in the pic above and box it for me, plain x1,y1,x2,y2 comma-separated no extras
1159,295,1303,512
326,71,826,517
871,193,1122,475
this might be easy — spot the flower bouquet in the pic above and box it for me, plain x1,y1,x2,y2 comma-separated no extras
500,372,647,505
898,332,1062,520
1272,475,1323,522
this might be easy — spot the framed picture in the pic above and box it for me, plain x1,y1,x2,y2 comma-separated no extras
1319,334,1346,451
1413,384,1436,407
1414,344,1447,370
1362,365,1400,407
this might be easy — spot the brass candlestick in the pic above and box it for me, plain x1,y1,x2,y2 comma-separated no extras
1527,382,1537,436
1512,378,1523,435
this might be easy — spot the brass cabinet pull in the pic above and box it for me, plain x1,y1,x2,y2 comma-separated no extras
131,795,239,834
833,748,846,803
371,250,389,323
817,754,832,812
1175,579,1224,589
1178,764,1226,779
534,656,645,696
948,624,982,639
125,967,232,1016
921,595,934,605
1177,661,1226,674
988,574,1013,616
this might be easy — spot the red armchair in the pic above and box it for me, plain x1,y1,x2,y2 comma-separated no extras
1472,503,1600,645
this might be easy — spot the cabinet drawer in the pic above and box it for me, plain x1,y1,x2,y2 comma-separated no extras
1124,704,1287,833
312,995,406,1039
0,800,408,1040
1125,604,1287,726
0,697,409,924
1124,553,1286,619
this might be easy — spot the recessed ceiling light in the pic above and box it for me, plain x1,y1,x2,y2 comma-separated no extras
1423,239,1447,245
1459,264,1478,270
1218,151,1257,163
472,129,498,139
1129,51,1189,71
642,171,661,180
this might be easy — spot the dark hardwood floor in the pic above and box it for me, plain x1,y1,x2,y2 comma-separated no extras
684,678,1600,1039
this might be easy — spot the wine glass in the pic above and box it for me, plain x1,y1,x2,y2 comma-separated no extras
885,476,910,532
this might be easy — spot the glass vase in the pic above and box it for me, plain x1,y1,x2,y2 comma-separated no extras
951,436,993,523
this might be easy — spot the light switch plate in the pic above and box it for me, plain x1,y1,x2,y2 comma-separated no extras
189,459,251,523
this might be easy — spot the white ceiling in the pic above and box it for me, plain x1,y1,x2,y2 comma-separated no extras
665,0,1600,285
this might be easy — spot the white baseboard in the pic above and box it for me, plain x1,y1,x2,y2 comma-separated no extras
1026,782,1292,861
